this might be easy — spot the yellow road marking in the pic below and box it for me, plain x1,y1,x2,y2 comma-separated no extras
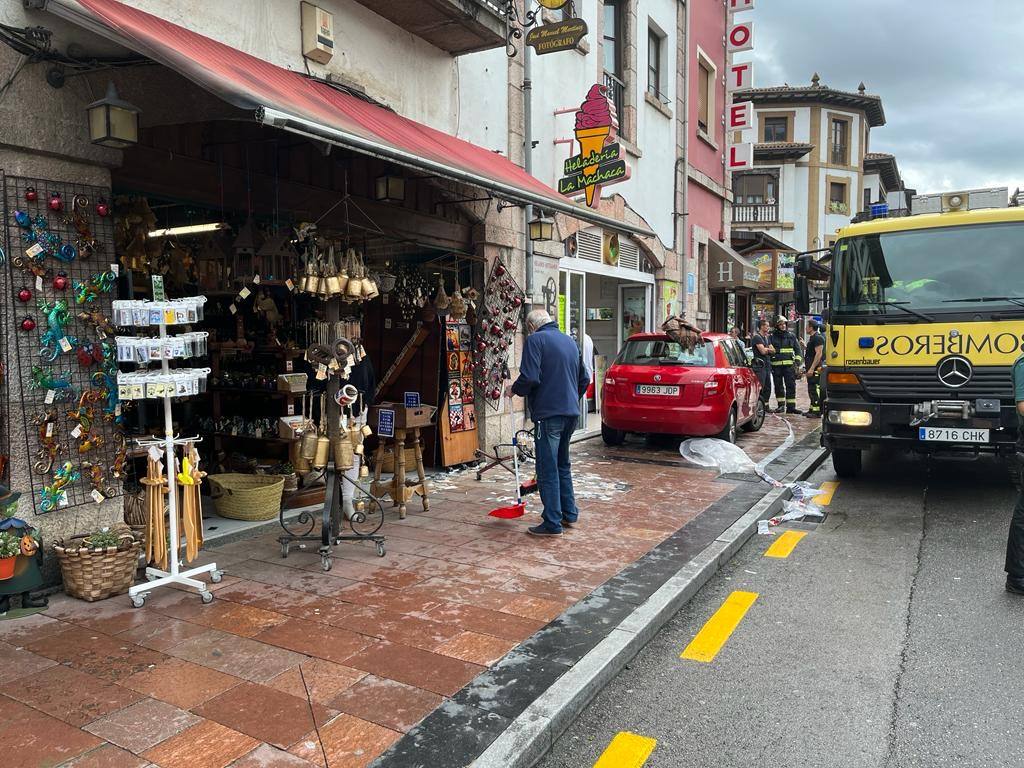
680,590,758,663
813,481,839,506
764,529,807,559
593,732,657,768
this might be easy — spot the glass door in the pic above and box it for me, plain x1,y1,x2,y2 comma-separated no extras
618,283,652,349
559,270,591,433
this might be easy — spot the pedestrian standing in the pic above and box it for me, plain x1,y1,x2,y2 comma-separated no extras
730,326,745,347
1006,353,1024,595
509,309,591,536
750,319,774,406
803,320,825,418
769,317,800,414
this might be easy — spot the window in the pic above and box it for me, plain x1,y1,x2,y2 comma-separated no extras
647,28,664,101
735,174,776,205
697,61,711,133
697,242,710,314
829,182,847,205
603,0,623,77
830,118,849,165
618,338,715,367
763,117,788,142
863,188,872,211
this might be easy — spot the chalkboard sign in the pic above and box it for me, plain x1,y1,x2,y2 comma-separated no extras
377,408,395,438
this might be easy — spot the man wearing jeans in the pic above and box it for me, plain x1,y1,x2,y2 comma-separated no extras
509,309,591,536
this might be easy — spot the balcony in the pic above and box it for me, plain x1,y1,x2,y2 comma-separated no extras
604,71,625,128
352,0,506,55
733,203,779,224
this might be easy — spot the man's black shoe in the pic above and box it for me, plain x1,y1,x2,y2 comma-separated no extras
786,409,800,415
561,518,576,529
528,524,562,537
804,411,820,418
1007,578,1024,595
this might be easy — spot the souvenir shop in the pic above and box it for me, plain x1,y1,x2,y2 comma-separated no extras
0,0,656,606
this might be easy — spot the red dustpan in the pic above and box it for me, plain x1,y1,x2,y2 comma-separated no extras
487,435,527,519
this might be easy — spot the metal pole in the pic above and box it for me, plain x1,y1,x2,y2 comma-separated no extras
523,0,534,308
159,317,179,578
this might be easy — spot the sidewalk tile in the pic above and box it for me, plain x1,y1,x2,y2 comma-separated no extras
43,595,151,636
5,664,143,726
288,714,401,768
332,583,446,616
61,743,150,767
25,626,166,683
186,602,291,638
266,659,366,705
253,619,370,665
423,602,546,642
343,640,484,696
434,631,519,666
0,640,57,683
116,617,209,652
328,675,442,733
84,698,200,754
142,719,259,768
118,657,242,709
230,743,318,767
0,694,102,765
0,613,67,646
495,593,568,622
165,630,304,683
314,604,462,651
193,682,336,749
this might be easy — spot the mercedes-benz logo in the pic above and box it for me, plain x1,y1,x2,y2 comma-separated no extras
653,374,662,382
936,355,973,388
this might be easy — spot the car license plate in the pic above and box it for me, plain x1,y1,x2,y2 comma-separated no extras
635,384,679,396
918,427,989,443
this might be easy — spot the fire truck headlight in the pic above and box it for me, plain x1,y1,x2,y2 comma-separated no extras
828,410,872,427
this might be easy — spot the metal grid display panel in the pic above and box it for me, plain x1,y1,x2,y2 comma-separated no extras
2,174,125,513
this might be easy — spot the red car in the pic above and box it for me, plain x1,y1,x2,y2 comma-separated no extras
601,332,765,445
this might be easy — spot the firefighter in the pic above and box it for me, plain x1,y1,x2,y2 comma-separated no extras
802,319,825,418
769,317,800,414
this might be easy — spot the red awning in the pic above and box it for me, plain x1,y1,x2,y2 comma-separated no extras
43,0,653,238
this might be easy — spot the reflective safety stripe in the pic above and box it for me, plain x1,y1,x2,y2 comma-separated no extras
786,398,797,403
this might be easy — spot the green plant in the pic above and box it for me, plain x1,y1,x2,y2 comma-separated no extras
84,528,122,550
828,200,849,215
280,462,295,475
0,531,21,559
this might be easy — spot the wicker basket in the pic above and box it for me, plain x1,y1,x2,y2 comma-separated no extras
208,473,285,521
53,531,142,602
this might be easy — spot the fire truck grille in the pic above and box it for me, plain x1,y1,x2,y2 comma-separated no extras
854,366,1013,400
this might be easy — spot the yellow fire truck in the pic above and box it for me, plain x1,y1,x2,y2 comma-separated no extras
795,189,1024,477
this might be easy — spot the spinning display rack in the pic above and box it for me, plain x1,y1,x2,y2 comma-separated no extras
113,297,222,606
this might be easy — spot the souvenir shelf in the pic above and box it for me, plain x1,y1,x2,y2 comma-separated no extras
112,297,221,606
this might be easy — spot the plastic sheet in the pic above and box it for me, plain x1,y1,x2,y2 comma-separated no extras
772,500,825,524
679,438,757,475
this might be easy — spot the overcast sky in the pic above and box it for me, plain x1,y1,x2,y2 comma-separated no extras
749,0,1021,195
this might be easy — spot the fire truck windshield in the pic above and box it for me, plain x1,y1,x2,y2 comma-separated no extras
832,221,1024,317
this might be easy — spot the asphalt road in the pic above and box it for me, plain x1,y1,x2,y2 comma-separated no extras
538,449,1024,768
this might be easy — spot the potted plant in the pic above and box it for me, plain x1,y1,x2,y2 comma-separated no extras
828,200,849,215
53,526,141,601
0,531,20,580
279,462,298,492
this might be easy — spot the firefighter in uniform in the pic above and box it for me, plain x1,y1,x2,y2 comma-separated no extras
769,317,800,414
1006,352,1024,595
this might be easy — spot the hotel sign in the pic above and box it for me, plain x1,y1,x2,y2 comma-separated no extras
727,1,755,171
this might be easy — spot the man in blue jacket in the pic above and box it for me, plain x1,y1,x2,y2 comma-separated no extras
508,309,591,536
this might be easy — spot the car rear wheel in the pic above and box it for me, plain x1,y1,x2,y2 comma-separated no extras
741,399,766,433
716,407,737,444
601,422,626,446
832,447,862,478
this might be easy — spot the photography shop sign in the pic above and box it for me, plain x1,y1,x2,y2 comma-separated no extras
504,0,588,57
558,83,630,208
526,16,588,55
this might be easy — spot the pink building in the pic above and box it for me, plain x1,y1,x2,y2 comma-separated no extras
685,0,730,326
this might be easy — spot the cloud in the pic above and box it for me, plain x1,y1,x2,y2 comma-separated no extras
748,0,1023,193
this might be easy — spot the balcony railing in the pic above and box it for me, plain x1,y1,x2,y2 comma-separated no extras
603,71,625,128
732,203,779,224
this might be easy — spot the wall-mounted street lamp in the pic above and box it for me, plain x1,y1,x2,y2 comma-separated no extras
374,173,406,203
528,210,554,242
86,82,140,148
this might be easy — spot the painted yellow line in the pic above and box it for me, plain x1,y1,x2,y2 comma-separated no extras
764,529,807,559
593,732,657,768
813,480,839,506
680,590,758,663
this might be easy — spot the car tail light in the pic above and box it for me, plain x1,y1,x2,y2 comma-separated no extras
704,378,722,395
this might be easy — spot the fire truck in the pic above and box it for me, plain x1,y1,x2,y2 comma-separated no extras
794,188,1024,477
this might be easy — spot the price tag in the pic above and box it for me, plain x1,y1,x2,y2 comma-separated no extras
239,286,251,299
253,275,261,285
377,408,395,438
110,263,119,277
151,274,166,301
255,428,263,438
45,422,54,437
148,445,163,461
91,489,105,503
285,360,294,372
58,491,69,507
285,279,295,292
26,242,44,258
71,424,82,438
404,392,421,408
35,275,43,291
287,403,295,416
316,363,328,380
44,389,56,404
229,304,238,315
59,336,73,352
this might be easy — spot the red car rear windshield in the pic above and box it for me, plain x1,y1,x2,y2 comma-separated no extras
617,339,715,366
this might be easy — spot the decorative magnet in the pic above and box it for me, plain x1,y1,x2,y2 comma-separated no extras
57,243,77,262
48,192,63,212
14,210,31,229
495,264,506,277
20,316,36,332
53,272,69,291
95,198,110,217
17,287,32,303
24,187,38,202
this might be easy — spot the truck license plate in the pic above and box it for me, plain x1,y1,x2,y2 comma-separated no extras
918,427,989,443
635,384,679,396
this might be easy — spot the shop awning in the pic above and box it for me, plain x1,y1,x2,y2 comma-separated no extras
42,0,655,239
708,238,760,291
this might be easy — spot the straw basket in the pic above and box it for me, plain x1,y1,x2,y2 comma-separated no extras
53,531,142,601
208,473,285,521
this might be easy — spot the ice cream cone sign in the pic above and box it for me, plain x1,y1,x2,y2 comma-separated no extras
559,84,630,208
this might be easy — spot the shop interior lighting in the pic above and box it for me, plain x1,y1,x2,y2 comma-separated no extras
374,173,406,203
148,223,231,239
86,81,140,148
528,210,555,242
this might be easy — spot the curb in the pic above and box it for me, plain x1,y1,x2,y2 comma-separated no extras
470,445,830,768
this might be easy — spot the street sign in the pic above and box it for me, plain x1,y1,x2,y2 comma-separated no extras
377,408,395,438
526,18,588,55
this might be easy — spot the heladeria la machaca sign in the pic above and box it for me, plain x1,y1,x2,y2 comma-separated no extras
558,84,630,208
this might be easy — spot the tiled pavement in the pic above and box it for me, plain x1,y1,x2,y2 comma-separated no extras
0,407,818,768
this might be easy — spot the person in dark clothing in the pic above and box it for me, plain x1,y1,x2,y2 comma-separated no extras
769,317,801,414
1006,354,1024,595
750,319,774,406
803,320,825,418
509,309,591,536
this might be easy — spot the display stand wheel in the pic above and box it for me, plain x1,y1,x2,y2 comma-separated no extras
131,596,145,608
210,570,223,583
280,542,290,558
200,590,214,604
376,541,386,558
145,572,159,582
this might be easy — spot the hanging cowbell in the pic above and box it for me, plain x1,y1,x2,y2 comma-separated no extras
434,275,450,311
448,276,466,320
